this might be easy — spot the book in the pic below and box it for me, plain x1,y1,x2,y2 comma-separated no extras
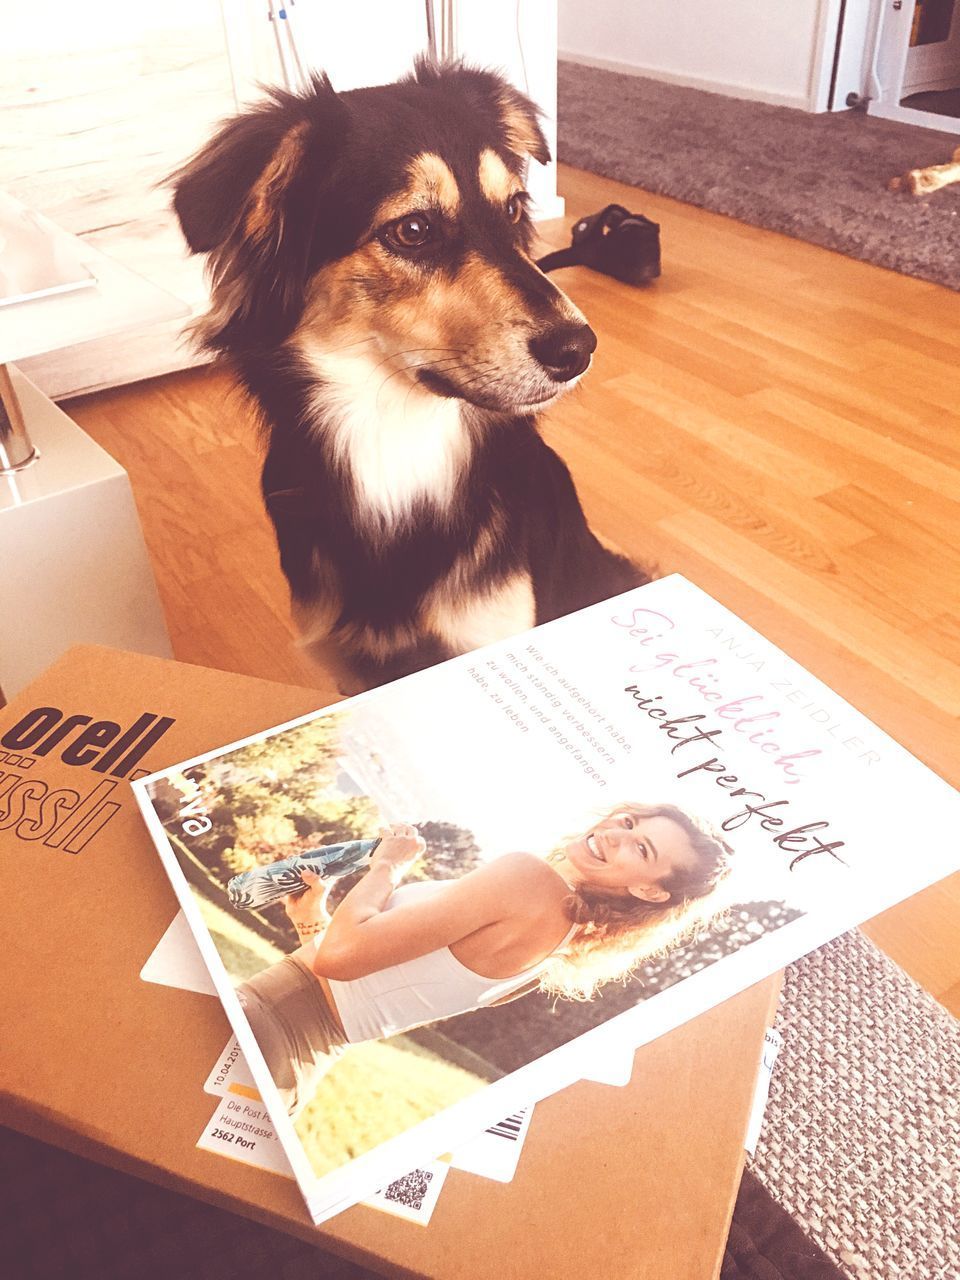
132,573,960,1224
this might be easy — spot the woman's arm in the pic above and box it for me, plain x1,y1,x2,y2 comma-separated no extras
324,823,425,930
311,849,551,981
281,824,421,944
282,869,331,941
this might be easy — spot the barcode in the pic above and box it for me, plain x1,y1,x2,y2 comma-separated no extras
485,1109,527,1142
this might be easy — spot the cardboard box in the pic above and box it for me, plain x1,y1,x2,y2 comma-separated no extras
0,646,779,1279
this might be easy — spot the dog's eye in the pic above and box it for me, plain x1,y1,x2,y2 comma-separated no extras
386,213,434,249
506,193,525,224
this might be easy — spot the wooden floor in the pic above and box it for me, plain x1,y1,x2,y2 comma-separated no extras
66,163,960,1014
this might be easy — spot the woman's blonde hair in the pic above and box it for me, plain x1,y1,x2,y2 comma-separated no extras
539,802,733,1000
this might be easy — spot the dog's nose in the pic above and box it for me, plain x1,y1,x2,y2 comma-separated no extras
529,323,597,382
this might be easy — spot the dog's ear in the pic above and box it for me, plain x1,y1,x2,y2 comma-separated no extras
171,77,347,349
173,109,296,255
413,59,551,166
492,80,551,166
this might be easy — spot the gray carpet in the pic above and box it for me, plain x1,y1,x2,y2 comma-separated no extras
751,930,960,1280
557,61,960,291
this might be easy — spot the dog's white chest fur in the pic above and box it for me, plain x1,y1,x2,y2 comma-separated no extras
300,343,472,532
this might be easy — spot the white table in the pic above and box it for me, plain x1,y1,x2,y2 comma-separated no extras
0,194,185,701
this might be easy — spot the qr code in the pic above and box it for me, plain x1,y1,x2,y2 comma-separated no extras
381,1168,434,1211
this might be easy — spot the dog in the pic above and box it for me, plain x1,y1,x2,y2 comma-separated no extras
172,59,648,690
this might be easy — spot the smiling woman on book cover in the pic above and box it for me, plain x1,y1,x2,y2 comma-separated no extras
132,574,960,1222
235,804,732,1117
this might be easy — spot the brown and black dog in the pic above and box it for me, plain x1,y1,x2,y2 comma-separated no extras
173,60,647,690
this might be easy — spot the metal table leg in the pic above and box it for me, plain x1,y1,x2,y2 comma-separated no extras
0,363,39,474
425,0,457,62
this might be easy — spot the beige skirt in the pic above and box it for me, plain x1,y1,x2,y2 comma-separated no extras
236,954,346,1118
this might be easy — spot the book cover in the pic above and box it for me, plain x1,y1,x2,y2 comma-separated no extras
132,574,960,1224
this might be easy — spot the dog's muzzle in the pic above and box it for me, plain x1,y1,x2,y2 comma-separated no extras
528,323,597,382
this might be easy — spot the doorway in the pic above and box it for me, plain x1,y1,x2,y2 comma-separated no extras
901,0,960,116
868,0,960,132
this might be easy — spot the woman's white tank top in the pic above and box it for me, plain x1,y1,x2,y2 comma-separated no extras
326,881,574,1044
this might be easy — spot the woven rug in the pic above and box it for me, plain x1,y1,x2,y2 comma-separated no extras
751,929,960,1279
557,61,960,291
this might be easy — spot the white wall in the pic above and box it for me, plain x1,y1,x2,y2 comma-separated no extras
559,0,837,110
285,0,563,217
457,0,563,217
0,0,224,53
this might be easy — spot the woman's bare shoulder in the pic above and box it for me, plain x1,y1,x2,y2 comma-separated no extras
477,851,566,889
458,854,571,939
